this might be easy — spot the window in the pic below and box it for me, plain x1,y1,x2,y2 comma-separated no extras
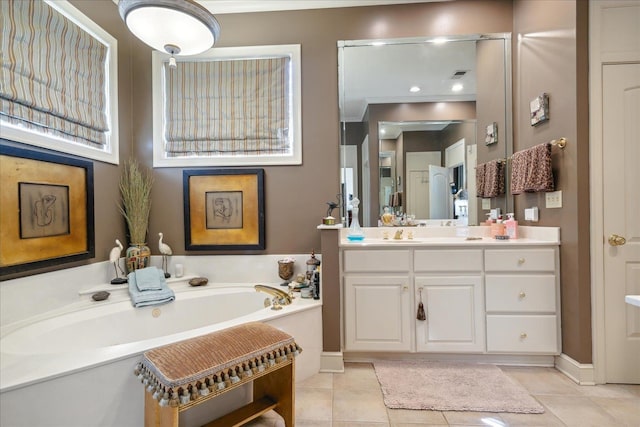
0,0,118,164
152,44,301,167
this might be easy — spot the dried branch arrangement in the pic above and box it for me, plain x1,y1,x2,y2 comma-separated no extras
119,159,153,244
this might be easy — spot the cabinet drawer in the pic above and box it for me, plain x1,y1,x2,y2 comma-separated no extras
414,249,483,272
486,275,556,312
343,250,410,272
485,249,555,272
487,315,559,353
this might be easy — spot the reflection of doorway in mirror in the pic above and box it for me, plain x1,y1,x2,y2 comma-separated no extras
445,139,466,221
340,144,358,225
466,144,478,225
406,151,440,220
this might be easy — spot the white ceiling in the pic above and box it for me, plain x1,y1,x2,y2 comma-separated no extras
198,1,443,14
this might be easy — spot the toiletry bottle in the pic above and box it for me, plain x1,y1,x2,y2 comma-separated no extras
505,213,518,239
491,219,505,238
484,213,494,226
347,197,365,241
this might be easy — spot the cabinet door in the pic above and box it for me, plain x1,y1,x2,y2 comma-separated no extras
415,276,485,352
344,275,411,351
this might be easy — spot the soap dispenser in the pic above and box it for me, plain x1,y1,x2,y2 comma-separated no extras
347,197,365,241
505,213,518,239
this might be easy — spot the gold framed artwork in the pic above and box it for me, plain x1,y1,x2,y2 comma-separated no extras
183,169,265,250
0,142,95,275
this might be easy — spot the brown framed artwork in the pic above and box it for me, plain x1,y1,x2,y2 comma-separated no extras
0,142,95,275
183,169,265,250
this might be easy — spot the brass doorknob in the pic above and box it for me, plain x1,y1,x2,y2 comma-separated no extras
608,234,626,246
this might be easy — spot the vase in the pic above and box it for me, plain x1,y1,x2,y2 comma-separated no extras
125,242,151,273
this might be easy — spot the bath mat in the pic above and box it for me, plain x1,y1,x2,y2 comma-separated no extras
373,360,544,414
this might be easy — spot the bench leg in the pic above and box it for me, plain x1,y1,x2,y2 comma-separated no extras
145,391,179,427
252,361,295,427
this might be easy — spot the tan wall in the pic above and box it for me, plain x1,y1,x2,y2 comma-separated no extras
513,0,591,363
10,1,596,365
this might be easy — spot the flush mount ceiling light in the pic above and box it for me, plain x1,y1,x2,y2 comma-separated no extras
118,0,220,57
409,86,421,93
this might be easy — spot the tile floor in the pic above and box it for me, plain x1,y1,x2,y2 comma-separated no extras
247,362,640,427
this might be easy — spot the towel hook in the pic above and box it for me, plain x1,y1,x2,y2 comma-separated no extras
550,137,567,149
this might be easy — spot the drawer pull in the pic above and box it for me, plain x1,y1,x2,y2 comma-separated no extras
519,291,526,299
518,258,526,265
520,332,528,339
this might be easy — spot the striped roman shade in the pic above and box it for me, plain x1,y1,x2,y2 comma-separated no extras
0,0,109,148
164,57,290,156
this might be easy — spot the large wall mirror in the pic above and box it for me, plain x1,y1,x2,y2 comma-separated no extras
339,34,512,227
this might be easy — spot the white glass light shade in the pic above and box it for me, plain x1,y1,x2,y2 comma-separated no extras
119,0,220,56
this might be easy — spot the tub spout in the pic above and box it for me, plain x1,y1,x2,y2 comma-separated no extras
255,284,292,306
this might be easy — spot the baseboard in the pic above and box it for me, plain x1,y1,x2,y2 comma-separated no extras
320,351,344,373
555,353,595,385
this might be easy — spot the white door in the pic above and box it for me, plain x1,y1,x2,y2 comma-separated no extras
407,152,441,219
361,136,371,226
602,63,640,384
429,165,448,219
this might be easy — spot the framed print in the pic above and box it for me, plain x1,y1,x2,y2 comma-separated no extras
0,142,95,275
530,93,550,126
485,122,498,145
183,169,265,250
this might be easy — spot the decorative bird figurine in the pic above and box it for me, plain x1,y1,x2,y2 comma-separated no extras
109,239,127,284
158,232,172,278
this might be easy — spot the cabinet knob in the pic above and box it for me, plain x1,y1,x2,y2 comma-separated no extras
520,332,528,339
403,286,408,291
519,291,526,299
518,258,526,264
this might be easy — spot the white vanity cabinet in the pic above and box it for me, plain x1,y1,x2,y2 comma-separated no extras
339,229,561,360
484,249,560,354
414,250,485,352
343,250,412,351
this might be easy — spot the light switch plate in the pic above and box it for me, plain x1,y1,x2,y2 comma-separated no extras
482,198,491,210
545,191,562,208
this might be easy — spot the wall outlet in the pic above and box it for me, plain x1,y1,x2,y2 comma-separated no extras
545,190,562,208
482,198,491,210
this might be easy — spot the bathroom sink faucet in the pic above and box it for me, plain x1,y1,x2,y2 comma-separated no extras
255,284,292,306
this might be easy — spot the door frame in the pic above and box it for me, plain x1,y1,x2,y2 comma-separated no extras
589,0,640,384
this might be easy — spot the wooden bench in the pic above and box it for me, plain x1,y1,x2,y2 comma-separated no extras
135,322,301,427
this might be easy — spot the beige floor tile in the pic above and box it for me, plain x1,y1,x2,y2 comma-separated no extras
616,384,640,398
334,362,381,390
333,388,389,423
536,395,619,427
390,424,448,427
572,383,640,399
297,372,333,390
333,422,390,427
591,396,640,426
499,410,567,426
387,408,448,424
442,410,507,425
293,420,332,427
500,366,580,396
295,387,333,421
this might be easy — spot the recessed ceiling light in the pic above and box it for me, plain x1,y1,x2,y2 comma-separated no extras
452,83,464,92
409,86,421,93
380,128,386,134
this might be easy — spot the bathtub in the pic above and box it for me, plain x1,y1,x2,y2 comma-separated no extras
0,282,322,427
